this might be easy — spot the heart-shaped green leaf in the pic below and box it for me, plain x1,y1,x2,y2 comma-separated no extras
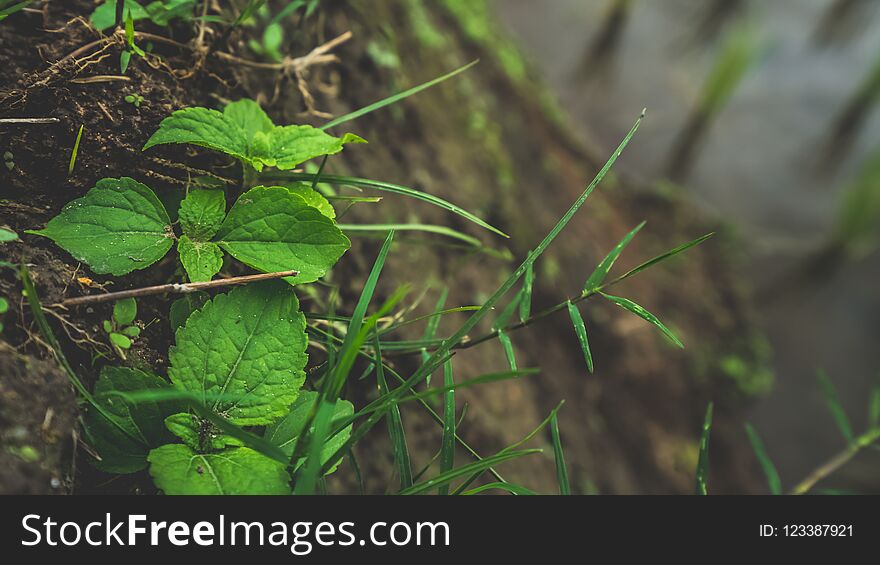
148,444,290,495
214,186,350,285
27,177,173,276
168,280,307,426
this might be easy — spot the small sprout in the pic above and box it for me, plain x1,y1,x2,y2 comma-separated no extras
103,297,139,358
124,93,144,108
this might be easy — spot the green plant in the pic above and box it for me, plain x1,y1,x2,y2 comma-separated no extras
90,0,197,30
0,296,8,332
119,9,146,74
3,150,13,171
124,93,145,108
84,280,354,494
246,1,321,63
103,297,140,358
142,99,365,187
0,0,32,22
28,177,349,284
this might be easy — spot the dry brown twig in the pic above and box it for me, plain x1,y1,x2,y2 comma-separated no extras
55,269,301,308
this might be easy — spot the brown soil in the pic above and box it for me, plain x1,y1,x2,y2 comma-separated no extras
0,1,765,494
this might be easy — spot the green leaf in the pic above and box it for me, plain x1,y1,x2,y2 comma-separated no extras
165,413,243,452
519,263,534,322
148,444,290,495
264,391,353,475
266,126,365,170
178,188,226,241
222,98,274,141
498,330,517,371
169,291,209,334
744,423,781,495
122,325,141,337
26,177,173,276
817,370,854,444
375,336,413,491
178,235,223,282
0,227,18,242
168,280,307,426
83,367,182,473
583,221,645,293
566,300,594,373
113,297,137,326
600,292,684,348
109,332,132,349
696,402,713,495
461,482,536,496
615,233,714,284
102,320,113,333
90,1,149,30
282,182,335,219
550,411,570,495
0,297,8,314
439,359,455,495
214,186,350,285
143,100,363,172
143,106,251,164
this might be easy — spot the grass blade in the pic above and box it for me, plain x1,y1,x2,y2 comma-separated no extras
321,60,478,130
321,113,644,475
338,223,481,247
461,482,536,496
519,263,535,322
613,233,714,284
584,222,645,294
583,221,645,292
68,124,84,176
295,232,396,494
439,358,455,495
817,369,854,444
498,330,517,371
744,423,781,495
566,300,594,373
600,292,684,348
399,449,541,495
696,402,713,495
550,411,571,495
375,335,413,490
263,171,507,238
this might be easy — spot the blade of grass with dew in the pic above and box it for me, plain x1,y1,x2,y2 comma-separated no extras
817,369,854,444
294,232,396,493
338,223,482,248
519,263,535,322
744,423,781,495
320,113,644,476
600,292,684,348
375,334,413,490
566,300,594,373
399,449,541,495
461,482,536,496
321,60,479,130
612,233,714,284
439,358,455,495
68,124,84,176
696,402,713,495
550,410,571,495
261,171,507,238
498,329,517,371
583,221,645,293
